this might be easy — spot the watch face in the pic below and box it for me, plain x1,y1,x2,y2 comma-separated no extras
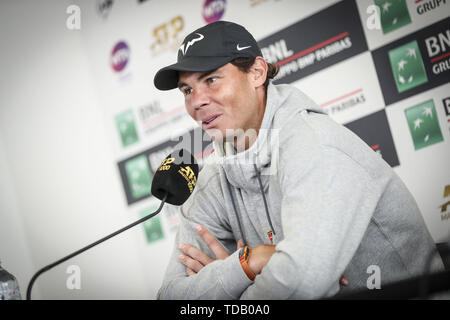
239,247,245,259
239,246,249,261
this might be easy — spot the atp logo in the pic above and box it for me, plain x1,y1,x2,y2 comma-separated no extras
440,185,450,221
158,157,175,171
388,40,429,93
150,16,184,57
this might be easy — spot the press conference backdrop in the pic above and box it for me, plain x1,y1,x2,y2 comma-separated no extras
41,0,450,298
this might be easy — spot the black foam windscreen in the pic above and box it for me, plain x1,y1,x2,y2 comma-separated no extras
151,149,199,206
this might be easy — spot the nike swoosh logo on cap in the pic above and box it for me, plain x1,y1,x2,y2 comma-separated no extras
237,44,251,51
179,33,204,56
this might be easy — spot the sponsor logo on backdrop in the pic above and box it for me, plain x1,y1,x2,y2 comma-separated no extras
443,97,450,116
388,40,428,93
344,109,400,167
404,99,444,150
320,88,366,117
150,16,184,57
374,0,411,34
118,128,212,205
115,109,139,147
140,206,165,243
138,101,163,122
148,145,176,175
258,0,368,84
110,41,130,72
442,95,450,131
415,0,448,15
440,185,450,221
137,101,187,136
372,17,450,105
124,155,153,200
426,28,450,75
202,0,226,24
96,0,114,19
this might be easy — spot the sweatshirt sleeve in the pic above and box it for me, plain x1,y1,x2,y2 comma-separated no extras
239,118,391,299
157,166,253,299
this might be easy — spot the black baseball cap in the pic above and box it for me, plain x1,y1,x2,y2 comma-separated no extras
153,21,262,90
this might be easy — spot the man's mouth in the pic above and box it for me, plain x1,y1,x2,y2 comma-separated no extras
202,114,221,128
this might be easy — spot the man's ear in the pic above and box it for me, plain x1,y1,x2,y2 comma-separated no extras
250,56,268,88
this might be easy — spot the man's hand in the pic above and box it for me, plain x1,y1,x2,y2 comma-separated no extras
248,244,276,275
178,224,244,275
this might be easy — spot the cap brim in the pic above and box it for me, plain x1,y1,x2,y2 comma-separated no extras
153,56,234,90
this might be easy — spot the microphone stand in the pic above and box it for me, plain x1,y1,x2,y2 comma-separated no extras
26,193,168,300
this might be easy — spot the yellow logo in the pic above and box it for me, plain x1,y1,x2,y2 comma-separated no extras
178,165,197,193
444,185,450,198
150,16,184,57
440,185,450,221
158,157,174,171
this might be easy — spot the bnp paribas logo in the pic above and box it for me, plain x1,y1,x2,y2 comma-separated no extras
404,99,443,150
125,154,153,200
389,40,428,93
140,206,165,243
374,0,411,34
115,109,139,147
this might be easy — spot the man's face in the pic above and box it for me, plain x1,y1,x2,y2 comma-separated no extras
178,63,262,142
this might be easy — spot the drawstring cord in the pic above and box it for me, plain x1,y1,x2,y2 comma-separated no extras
225,162,277,247
254,164,276,236
225,179,248,246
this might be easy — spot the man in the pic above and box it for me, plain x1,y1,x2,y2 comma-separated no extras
153,21,444,299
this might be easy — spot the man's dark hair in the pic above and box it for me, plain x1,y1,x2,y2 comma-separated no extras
230,57,279,90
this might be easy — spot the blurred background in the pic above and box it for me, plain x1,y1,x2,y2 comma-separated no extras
0,0,449,299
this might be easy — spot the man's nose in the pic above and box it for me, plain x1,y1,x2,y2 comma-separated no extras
191,88,210,110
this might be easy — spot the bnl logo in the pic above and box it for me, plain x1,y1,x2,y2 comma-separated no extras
443,97,450,116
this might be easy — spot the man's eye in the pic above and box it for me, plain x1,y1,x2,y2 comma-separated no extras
183,88,193,95
206,77,217,84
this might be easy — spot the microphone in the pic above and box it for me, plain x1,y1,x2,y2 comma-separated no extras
26,149,198,300
151,148,199,205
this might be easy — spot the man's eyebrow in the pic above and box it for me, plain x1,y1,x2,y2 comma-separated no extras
177,69,220,89
197,69,218,81
178,81,188,90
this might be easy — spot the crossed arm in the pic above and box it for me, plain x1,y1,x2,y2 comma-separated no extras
177,224,348,286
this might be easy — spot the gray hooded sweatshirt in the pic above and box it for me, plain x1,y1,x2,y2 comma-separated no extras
157,83,444,299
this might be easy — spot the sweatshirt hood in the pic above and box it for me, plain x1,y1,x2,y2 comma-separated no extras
210,82,326,192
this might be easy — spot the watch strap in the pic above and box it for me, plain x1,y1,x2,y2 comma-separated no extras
239,246,256,281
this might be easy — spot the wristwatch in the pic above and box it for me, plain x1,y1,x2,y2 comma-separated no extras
239,246,256,281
